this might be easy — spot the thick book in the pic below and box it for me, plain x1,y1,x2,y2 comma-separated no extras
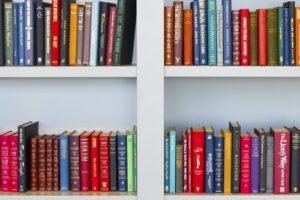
45,135,54,191
272,128,290,194
76,6,84,65
267,8,278,66
0,0,4,65
169,128,176,193
296,7,300,66
232,10,240,66
82,2,92,65
229,121,240,193
113,0,136,65
258,9,268,66
207,0,217,65
24,0,34,66
223,129,232,194
35,1,45,66
187,128,192,193
183,9,193,65
91,131,100,191
12,3,18,65
51,0,60,66
205,127,214,193
127,131,134,192
214,131,224,193
18,3,25,66
69,3,78,66
289,127,300,192
80,131,91,191
117,132,127,191
284,8,290,66
240,133,251,193
216,1,223,66
173,1,183,66
1,131,14,191
4,2,13,66
100,132,110,192
240,9,250,66
45,7,52,66
9,133,18,192
176,143,183,193
18,122,39,192
222,0,232,65
284,1,295,65
52,136,59,191
164,133,170,193
191,128,205,193
199,0,207,65
255,128,267,193
250,11,258,65
250,132,259,193
105,6,117,66
109,132,117,191
30,136,38,191
192,1,200,65
38,136,46,191
278,7,284,66
266,132,274,193
69,132,80,191
89,0,101,66
59,131,72,192
182,131,188,192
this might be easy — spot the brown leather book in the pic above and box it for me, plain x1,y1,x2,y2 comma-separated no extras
164,6,174,66
82,2,92,65
46,135,54,191
76,6,84,65
38,136,47,191
30,136,38,191
183,9,193,65
173,1,183,65
52,136,59,191
70,132,81,191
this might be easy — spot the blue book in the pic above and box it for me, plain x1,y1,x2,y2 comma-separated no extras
207,0,217,65
205,128,214,193
199,0,208,65
169,128,176,194
192,1,200,65
24,0,34,65
18,3,25,66
117,132,127,191
278,7,284,66
284,8,290,66
12,3,18,65
89,0,101,66
164,134,170,193
222,0,232,65
214,132,224,193
59,131,71,192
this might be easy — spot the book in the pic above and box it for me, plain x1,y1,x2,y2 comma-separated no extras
250,11,258,65
240,9,250,66
105,6,117,66
240,133,251,193
91,131,100,191
4,2,13,66
109,132,117,191
223,129,232,194
164,6,174,66
199,0,208,65
250,132,259,193
69,3,78,66
183,9,193,65
289,127,300,192
127,131,134,192
46,135,54,191
35,1,45,66
69,131,80,191
89,0,101,66
296,7,300,66
266,132,274,193
216,1,223,66
76,6,84,65
272,128,290,194
37,136,46,191
267,8,278,66
207,0,217,65
169,128,176,193
278,7,284,66
214,131,224,193
255,128,267,193
284,8,290,66
182,131,188,192
133,126,137,192
117,132,127,191
30,136,38,191
175,143,183,193
192,1,200,65
205,127,214,193
82,2,92,65
18,3,25,66
100,132,110,192
164,133,170,193
284,1,295,65
222,0,232,65
258,9,268,66
192,128,205,193
24,0,34,66
52,136,59,191
173,1,183,66
9,133,18,192
59,131,72,192
0,0,4,65
12,3,18,65
229,121,240,193
113,0,136,65
80,131,91,191
1,131,13,191
187,128,192,192
45,7,51,66
51,0,60,66
232,10,240,66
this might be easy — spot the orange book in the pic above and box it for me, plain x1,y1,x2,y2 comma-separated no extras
223,129,232,194
258,9,267,66
69,4,78,65
183,9,193,65
296,7,300,66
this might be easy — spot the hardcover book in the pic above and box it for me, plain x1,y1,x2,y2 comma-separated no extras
296,7,300,65
59,131,72,192
9,133,18,192
192,1,200,65
24,0,34,66
229,121,240,193
12,3,18,65
105,6,117,66
199,0,207,65
69,3,78,66
89,0,101,66
278,7,284,66
222,0,232,65
37,136,46,191
183,9,193,65
69,132,80,191
100,132,110,192
46,135,54,191
250,132,259,193
289,127,300,192
187,128,192,193
45,7,52,66
250,11,258,65
91,131,100,191
52,136,59,191
164,133,170,193
240,133,251,193
30,136,38,191
258,9,268,66
214,131,224,193
76,6,84,65
232,10,240,66
80,131,91,191
267,8,278,66
4,2,13,66
127,131,134,192
284,8,290,66
0,0,4,65
266,132,274,193
255,128,266,193
204,127,214,193
223,128,232,194
18,3,25,66
182,131,188,192
82,2,92,65
216,1,223,66
240,9,250,66
117,132,127,191
51,0,61,66
133,126,137,192
284,1,296,65
207,0,217,65
109,132,117,191
173,1,183,65
175,143,183,193
169,128,176,193
35,1,45,66
1,131,14,191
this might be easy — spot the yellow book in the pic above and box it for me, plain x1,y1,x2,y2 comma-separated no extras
69,4,78,65
222,128,232,194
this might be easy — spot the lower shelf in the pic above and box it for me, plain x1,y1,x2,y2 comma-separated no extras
165,194,299,199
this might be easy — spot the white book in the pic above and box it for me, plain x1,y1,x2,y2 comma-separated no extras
216,2,223,66
89,0,101,66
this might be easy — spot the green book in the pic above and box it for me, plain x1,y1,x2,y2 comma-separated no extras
4,2,13,66
133,126,137,192
250,11,258,66
277,7,284,66
127,130,134,192
267,8,278,66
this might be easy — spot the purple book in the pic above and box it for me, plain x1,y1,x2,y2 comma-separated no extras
250,132,260,193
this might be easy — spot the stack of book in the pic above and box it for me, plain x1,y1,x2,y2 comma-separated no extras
164,0,300,66
0,121,137,193
164,122,300,194
0,0,136,66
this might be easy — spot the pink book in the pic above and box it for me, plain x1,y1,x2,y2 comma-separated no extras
105,7,117,66
0,131,13,191
240,133,251,193
9,133,18,192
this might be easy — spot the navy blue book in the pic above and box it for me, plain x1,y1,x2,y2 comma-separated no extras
205,127,214,193
214,132,224,193
191,0,200,65
222,0,232,65
13,3,18,65
117,132,127,191
284,8,290,66
199,0,208,65
59,131,72,192
164,134,169,193
18,3,25,66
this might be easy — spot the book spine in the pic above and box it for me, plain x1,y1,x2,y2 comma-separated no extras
59,135,70,192
38,137,46,191
258,9,268,66
274,131,290,194
182,133,188,192
240,9,250,66
109,134,117,191
24,0,34,66
222,0,232,65
76,6,84,65
284,8,290,66
266,135,274,193
1,135,10,191
231,128,240,193
284,2,295,65
250,12,258,65
30,137,38,191
80,135,91,191
89,0,100,66
232,10,240,66
98,3,111,65
91,135,99,191
100,135,110,192
205,131,214,193
45,7,52,66
82,2,92,65
52,137,59,191
35,1,45,66
9,135,18,192
187,131,192,192
18,3,25,66
278,7,284,66
0,0,4,65
164,135,169,193
18,128,25,192
51,0,60,66
214,136,224,193
296,7,300,66
133,128,137,192
175,144,183,193
267,8,278,66
183,9,193,65
240,135,251,193
291,129,300,192
105,6,117,66
192,130,205,193
117,134,127,191
224,132,232,194
259,132,266,192
169,131,176,193
251,136,260,193
207,0,217,65
69,135,80,191
46,137,53,191
4,2,13,66
127,134,134,192
199,0,207,65
68,4,77,66
173,1,183,65
13,3,18,65
216,1,223,66
192,1,200,65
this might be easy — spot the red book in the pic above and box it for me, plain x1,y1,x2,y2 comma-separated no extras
272,128,291,194
90,131,100,191
105,6,117,66
51,0,60,66
9,133,18,192
182,131,188,192
80,132,91,191
0,131,13,191
240,9,250,66
99,132,110,192
240,133,251,193
191,128,205,193
258,9,267,66
187,128,192,193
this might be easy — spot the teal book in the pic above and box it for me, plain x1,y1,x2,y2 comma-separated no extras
169,128,176,194
207,0,217,65
278,7,284,66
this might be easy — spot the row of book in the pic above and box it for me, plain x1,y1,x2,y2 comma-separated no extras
0,121,137,192
164,122,300,194
164,0,300,66
0,0,136,67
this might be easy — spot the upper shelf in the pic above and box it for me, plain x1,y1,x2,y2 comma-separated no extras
165,67,300,78
0,66,137,78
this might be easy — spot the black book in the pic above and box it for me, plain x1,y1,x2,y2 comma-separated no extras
18,121,39,192
255,128,266,193
283,1,295,66
113,0,136,65
60,0,75,65
35,1,46,65
109,132,117,191
229,121,240,193
0,0,5,66
98,2,114,65
289,127,300,193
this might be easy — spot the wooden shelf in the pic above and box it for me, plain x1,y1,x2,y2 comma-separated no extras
165,194,300,200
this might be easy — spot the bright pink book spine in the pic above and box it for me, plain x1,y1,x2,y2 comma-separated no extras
1,134,10,191
240,9,250,66
183,132,188,192
187,129,192,193
80,134,91,191
9,134,18,192
240,134,251,193
105,7,117,66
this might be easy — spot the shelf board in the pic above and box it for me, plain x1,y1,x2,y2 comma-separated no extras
165,194,299,200
0,66,136,78
165,66,300,78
